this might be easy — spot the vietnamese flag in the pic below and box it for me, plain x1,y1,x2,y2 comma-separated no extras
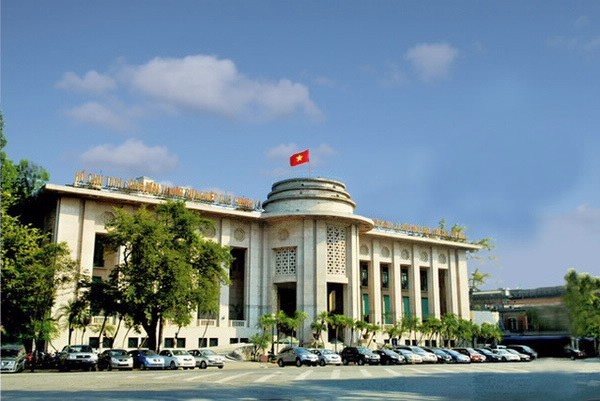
290,149,310,167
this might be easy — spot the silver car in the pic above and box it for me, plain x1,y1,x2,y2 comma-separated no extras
0,344,26,373
188,349,225,369
276,346,319,367
308,348,342,366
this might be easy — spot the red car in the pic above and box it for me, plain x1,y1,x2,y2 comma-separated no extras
452,347,486,362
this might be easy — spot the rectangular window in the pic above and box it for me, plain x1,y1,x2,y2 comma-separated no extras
383,295,392,324
164,338,175,348
401,267,409,290
93,234,106,267
421,297,430,320
362,293,370,322
403,296,411,317
381,264,389,289
198,338,208,348
176,338,186,348
128,338,139,348
230,338,240,344
420,269,429,292
89,337,100,349
360,262,369,287
209,338,219,347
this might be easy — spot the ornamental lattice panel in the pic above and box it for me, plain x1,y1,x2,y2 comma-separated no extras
274,247,297,276
327,225,346,275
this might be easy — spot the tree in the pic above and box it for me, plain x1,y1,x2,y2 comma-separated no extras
1,118,78,351
310,311,329,347
291,311,309,346
440,313,460,347
105,201,232,351
564,269,600,348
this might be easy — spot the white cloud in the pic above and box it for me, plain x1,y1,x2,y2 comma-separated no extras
123,55,322,121
405,43,458,83
80,139,179,174
65,101,137,132
56,71,116,94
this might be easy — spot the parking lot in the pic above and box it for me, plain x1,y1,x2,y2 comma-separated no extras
2,358,599,401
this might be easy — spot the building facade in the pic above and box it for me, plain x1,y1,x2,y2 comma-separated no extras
41,174,480,351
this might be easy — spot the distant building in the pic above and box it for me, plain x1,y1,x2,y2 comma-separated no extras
38,173,481,351
471,286,569,335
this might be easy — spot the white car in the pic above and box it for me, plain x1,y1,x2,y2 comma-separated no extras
158,349,196,370
308,348,342,366
187,349,225,369
395,349,423,364
492,349,521,362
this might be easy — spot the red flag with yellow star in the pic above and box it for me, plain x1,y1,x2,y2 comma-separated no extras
290,149,310,166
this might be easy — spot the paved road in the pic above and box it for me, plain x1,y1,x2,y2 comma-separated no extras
2,358,599,400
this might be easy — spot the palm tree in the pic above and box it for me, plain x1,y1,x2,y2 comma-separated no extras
327,314,348,352
310,311,329,347
56,297,89,345
365,323,381,347
402,315,419,345
441,313,459,347
292,310,309,346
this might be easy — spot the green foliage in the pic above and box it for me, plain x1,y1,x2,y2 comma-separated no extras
105,201,232,351
1,114,78,350
564,269,600,339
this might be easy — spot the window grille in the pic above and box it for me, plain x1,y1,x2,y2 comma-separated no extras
326,225,346,275
274,247,297,276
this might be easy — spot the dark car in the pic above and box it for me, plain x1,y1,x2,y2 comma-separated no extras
422,347,452,364
373,349,405,365
565,347,586,360
340,347,380,365
442,348,471,363
507,345,538,360
452,347,486,363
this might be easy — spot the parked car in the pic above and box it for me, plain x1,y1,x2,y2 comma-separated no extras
491,348,521,362
394,348,423,364
97,349,133,371
442,348,471,363
58,345,98,371
158,349,196,370
129,349,165,370
475,348,501,362
340,347,380,365
506,348,531,362
188,349,225,369
422,347,452,364
373,349,405,365
276,346,319,367
0,344,27,373
565,347,586,360
452,347,486,363
507,345,538,360
308,348,342,366
396,346,438,363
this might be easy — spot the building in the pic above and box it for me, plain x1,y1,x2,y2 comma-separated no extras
39,173,481,351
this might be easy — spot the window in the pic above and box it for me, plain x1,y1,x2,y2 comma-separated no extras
362,293,370,322
401,268,409,290
403,296,411,317
382,295,392,324
360,262,369,287
198,338,208,348
128,338,139,348
89,337,100,349
421,298,430,320
93,234,106,267
164,338,175,348
176,338,186,348
209,338,219,347
381,264,389,289
420,269,428,292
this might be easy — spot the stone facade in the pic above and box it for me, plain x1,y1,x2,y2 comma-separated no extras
41,176,480,351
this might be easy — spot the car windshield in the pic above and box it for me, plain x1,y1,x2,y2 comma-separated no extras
111,349,128,356
0,349,20,357
172,350,188,355
357,347,373,354
68,345,93,353
295,348,311,354
201,350,216,356
142,350,158,356
320,349,335,355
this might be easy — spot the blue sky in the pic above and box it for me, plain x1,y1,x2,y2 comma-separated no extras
2,1,599,290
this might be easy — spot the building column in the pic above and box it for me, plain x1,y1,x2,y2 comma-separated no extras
456,250,470,319
410,245,422,320
246,221,263,329
371,240,382,325
447,249,459,315
218,218,231,327
298,218,318,345
392,242,403,323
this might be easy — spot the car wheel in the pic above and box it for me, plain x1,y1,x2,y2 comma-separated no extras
200,361,207,369
358,358,365,366
319,359,326,367
140,363,146,371
170,361,177,370
342,358,349,365
277,359,284,368
295,358,302,367
218,365,224,369
107,364,112,371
